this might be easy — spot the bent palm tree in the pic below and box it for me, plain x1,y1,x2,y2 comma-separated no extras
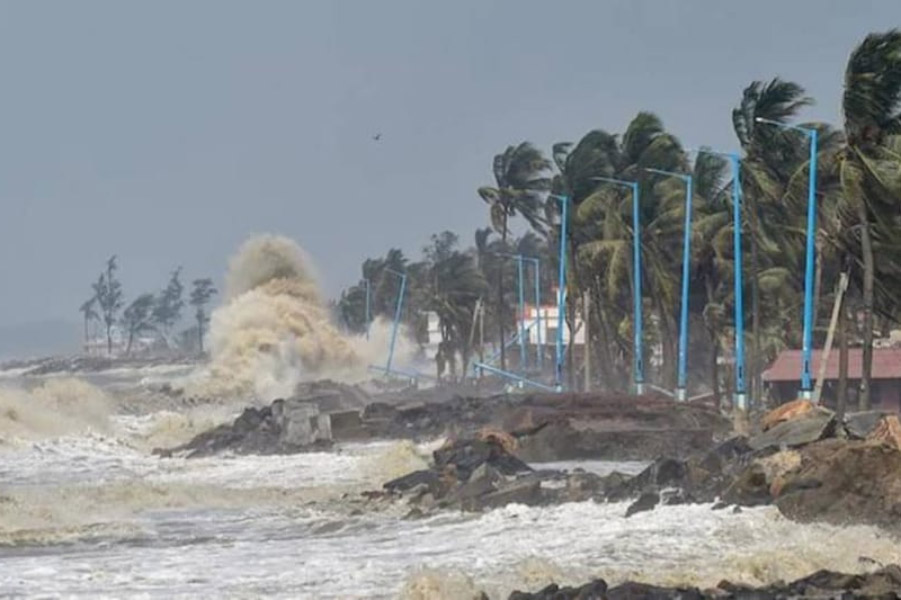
837,29,901,409
478,142,552,371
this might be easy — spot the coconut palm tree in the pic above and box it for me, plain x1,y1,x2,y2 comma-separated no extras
732,78,815,400
560,113,687,389
835,29,901,409
79,296,99,350
421,234,487,380
478,142,552,371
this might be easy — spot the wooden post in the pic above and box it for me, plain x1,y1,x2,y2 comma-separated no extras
813,272,849,405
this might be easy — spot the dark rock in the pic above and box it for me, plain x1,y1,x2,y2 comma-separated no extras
607,582,704,599
434,438,532,480
445,465,503,505
157,396,333,457
721,463,772,507
384,470,442,494
470,478,542,510
625,491,660,517
511,565,901,599
844,410,893,440
748,411,835,452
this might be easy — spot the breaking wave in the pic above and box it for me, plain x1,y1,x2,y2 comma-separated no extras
0,379,111,442
186,234,413,401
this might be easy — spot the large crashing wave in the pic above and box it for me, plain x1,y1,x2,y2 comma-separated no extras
192,234,409,400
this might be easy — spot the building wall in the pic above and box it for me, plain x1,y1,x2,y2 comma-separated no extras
767,378,901,413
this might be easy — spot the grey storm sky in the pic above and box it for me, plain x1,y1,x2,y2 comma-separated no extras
0,0,898,329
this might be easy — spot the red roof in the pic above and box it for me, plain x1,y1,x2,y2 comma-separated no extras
763,347,901,382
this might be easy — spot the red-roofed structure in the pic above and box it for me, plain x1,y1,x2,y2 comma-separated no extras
763,347,901,411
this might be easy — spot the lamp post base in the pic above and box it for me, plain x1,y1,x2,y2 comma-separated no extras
675,387,687,402
732,392,749,433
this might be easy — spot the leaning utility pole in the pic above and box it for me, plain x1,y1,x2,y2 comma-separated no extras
813,272,849,405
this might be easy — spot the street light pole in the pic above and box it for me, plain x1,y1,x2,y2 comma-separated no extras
592,176,644,395
516,254,527,371
755,117,818,399
645,168,694,402
384,268,407,374
550,194,570,392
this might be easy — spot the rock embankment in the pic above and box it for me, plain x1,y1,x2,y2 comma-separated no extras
379,429,623,515
614,401,901,529
508,564,901,599
377,398,901,530
154,380,368,457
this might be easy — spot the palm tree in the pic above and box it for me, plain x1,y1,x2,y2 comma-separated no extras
421,235,487,380
836,29,901,409
122,293,156,356
478,142,552,371
79,296,99,351
559,113,687,389
732,78,815,401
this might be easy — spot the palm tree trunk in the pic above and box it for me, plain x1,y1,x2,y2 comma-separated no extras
857,211,875,410
591,280,615,390
498,216,508,372
748,197,762,407
106,322,113,356
837,299,849,420
813,237,823,345
652,290,677,388
704,277,722,410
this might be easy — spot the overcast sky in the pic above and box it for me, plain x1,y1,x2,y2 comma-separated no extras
0,0,898,334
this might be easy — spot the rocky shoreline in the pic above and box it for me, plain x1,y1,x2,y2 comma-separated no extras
156,385,729,461
155,385,901,531
505,564,901,599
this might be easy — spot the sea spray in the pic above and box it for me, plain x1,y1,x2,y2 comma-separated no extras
0,378,111,442
188,234,415,400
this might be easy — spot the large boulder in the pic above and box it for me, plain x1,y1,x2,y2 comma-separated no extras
748,409,836,451
156,397,332,458
844,410,894,439
774,438,901,528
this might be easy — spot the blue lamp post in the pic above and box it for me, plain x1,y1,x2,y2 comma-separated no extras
645,168,694,402
755,117,818,399
384,268,407,374
695,149,747,411
592,176,644,395
549,194,570,391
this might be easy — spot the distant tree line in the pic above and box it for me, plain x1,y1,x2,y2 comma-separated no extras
80,256,217,356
